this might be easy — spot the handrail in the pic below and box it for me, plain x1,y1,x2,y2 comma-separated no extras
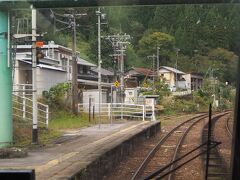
78,102,155,121
12,93,49,128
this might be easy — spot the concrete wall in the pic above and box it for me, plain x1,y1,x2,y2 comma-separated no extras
161,72,175,87
183,74,191,89
36,68,68,96
82,89,108,112
72,122,161,180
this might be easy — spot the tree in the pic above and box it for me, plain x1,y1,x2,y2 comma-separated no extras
138,32,175,58
208,48,238,84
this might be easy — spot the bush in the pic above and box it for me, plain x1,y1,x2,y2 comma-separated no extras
42,82,71,109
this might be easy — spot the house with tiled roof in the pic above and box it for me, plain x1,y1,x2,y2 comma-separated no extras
124,67,154,88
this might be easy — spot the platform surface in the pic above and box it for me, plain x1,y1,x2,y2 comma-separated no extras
0,120,159,179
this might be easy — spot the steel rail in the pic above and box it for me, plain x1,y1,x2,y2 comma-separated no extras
131,113,208,180
143,141,221,180
201,112,230,180
167,114,207,180
226,117,232,138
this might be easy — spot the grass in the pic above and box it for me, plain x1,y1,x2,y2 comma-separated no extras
13,119,62,148
49,110,93,129
13,110,98,148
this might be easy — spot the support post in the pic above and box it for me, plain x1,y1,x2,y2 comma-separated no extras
71,14,78,115
142,105,145,121
157,47,160,78
110,85,113,125
32,8,38,144
151,103,156,121
96,8,102,128
22,86,26,119
46,105,49,128
205,103,212,180
0,10,12,147
231,59,240,180
88,97,91,122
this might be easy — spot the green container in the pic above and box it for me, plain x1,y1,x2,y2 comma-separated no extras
0,10,12,147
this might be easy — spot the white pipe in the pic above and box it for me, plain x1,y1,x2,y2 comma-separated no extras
7,11,10,68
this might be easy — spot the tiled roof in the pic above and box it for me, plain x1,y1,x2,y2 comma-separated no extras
127,67,154,76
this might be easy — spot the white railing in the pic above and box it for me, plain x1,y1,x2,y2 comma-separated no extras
12,94,49,128
13,84,33,97
78,103,155,121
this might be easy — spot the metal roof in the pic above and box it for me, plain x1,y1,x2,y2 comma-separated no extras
159,66,186,75
18,59,66,72
77,57,96,67
91,67,114,76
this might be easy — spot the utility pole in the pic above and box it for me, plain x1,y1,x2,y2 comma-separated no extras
71,14,78,115
96,7,105,128
64,12,86,115
106,34,130,103
32,7,38,144
157,47,160,78
175,48,180,89
147,54,157,91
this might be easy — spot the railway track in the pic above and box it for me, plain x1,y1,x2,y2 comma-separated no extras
131,112,231,180
225,116,233,138
131,113,210,180
202,112,231,180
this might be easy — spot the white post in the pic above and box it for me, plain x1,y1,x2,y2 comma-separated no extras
22,85,26,119
111,85,113,125
142,105,145,121
151,103,156,121
108,103,110,120
46,105,49,128
96,8,102,128
32,7,38,144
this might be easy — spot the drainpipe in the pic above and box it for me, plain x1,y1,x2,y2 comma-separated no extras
0,10,13,148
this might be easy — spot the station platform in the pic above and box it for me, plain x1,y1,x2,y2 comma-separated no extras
0,120,160,180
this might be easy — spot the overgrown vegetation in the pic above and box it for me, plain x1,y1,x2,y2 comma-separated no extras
42,82,71,109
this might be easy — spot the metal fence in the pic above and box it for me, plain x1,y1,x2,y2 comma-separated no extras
13,84,33,97
78,103,155,121
12,94,49,128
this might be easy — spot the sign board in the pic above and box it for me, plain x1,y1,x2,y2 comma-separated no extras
36,41,44,48
114,80,120,88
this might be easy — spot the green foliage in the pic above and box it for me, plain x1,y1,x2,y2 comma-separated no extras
208,48,238,84
141,79,171,101
138,32,175,58
42,82,71,108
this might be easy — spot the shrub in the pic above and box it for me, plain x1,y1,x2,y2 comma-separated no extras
42,82,71,109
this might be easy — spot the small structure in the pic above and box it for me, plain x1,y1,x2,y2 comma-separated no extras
144,95,159,121
82,89,108,112
183,72,203,91
124,87,144,104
